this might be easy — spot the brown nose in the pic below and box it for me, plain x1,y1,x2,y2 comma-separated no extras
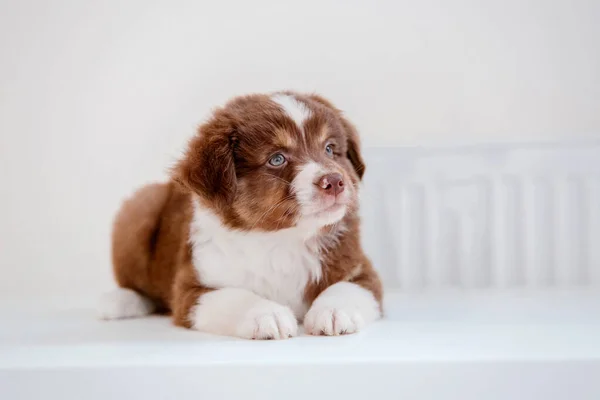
318,173,345,196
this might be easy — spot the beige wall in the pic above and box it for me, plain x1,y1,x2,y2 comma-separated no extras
2,0,600,149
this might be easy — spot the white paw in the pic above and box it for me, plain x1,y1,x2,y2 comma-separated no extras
191,289,298,340
303,282,381,336
97,288,155,320
236,301,298,340
303,305,365,336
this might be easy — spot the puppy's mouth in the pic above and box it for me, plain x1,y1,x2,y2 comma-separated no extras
315,203,346,215
308,200,349,218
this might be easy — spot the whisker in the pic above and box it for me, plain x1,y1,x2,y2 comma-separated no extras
248,194,296,231
275,203,299,230
265,175,292,185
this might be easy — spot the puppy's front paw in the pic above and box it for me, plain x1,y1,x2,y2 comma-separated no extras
304,305,365,336
236,301,298,340
303,282,381,336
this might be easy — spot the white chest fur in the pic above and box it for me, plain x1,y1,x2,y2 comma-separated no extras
189,200,324,318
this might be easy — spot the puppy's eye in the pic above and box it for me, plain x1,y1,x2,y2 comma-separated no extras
268,153,286,167
325,144,334,157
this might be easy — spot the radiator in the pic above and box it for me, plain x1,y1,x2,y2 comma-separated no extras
361,142,600,289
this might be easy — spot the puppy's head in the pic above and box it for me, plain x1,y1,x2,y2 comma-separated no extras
173,92,365,232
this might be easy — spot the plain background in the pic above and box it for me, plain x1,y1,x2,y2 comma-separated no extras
1,0,599,304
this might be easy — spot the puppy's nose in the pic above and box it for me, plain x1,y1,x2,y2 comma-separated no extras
318,173,345,196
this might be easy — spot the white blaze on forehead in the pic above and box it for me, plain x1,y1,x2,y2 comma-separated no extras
271,94,311,132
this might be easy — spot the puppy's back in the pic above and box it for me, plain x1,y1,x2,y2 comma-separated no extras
111,182,172,298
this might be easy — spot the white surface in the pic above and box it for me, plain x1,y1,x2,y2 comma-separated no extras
1,291,600,399
2,0,600,303
3,291,599,367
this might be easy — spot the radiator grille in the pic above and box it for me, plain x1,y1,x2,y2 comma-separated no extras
360,143,600,289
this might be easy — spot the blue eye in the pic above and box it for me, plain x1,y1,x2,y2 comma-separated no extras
268,153,286,166
325,144,334,156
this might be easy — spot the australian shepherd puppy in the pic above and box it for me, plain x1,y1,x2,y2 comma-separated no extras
99,92,382,339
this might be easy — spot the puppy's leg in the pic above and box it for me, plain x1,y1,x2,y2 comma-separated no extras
195,288,298,339
172,273,297,340
97,288,155,320
304,268,382,336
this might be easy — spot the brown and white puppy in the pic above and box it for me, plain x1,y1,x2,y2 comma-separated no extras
98,92,382,339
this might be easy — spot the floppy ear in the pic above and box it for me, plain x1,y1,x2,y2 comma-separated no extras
307,94,366,180
343,120,366,180
172,116,237,207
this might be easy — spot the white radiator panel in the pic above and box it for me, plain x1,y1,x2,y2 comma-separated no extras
360,142,600,290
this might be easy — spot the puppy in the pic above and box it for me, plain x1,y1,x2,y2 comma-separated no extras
99,92,383,339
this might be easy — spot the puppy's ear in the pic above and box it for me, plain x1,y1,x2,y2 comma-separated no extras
343,120,366,180
307,94,366,180
172,115,237,207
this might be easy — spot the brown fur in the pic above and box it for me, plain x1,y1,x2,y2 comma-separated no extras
111,91,382,331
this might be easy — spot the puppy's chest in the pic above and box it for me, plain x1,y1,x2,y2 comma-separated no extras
190,228,322,317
